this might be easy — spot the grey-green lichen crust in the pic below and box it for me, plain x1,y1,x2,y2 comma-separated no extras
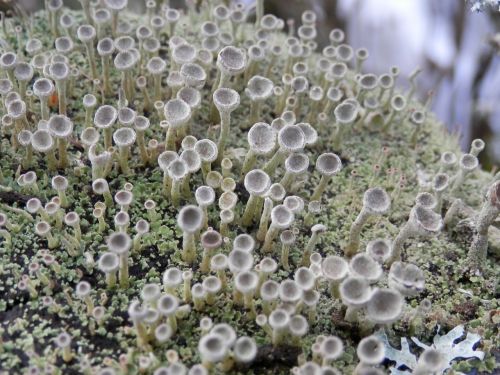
0,5,498,375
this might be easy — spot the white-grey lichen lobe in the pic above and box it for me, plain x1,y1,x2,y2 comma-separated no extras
0,1,498,374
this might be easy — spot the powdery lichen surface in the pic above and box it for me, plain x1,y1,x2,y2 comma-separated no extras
0,4,498,375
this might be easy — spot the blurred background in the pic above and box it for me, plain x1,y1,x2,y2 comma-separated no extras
2,0,500,169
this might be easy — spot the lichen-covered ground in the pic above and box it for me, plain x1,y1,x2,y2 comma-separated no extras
0,7,498,375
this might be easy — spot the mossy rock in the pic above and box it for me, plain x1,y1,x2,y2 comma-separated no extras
0,3,498,375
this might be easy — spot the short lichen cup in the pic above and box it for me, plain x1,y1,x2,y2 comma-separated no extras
177,205,204,264
262,205,295,252
163,99,192,151
345,187,391,257
468,180,500,270
113,127,136,175
388,205,443,265
245,75,274,124
94,105,118,150
215,45,247,89
339,276,373,322
263,124,306,176
450,153,479,196
240,122,276,178
241,169,271,227
321,255,348,298
310,152,342,201
98,252,120,288
33,78,55,121
31,129,57,171
332,100,358,150
106,232,132,288
365,288,404,326
213,87,240,164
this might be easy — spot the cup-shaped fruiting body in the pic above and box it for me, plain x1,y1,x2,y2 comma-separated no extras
233,336,257,365
92,178,113,208
107,232,132,288
268,308,290,346
262,205,294,253
200,229,222,273
310,152,342,201
365,238,392,264
413,349,444,375
198,333,228,369
302,224,327,267
321,255,348,298
241,169,271,227
349,253,383,284
213,88,240,164
65,212,81,242
94,105,118,150
145,57,166,102
141,283,161,307
332,101,358,150
157,293,179,332
319,336,344,366
114,190,133,213
366,288,404,326
438,151,458,174
0,52,17,83
234,270,259,316
263,125,306,176
354,335,385,374
114,49,139,102
194,139,218,179
51,175,68,208
180,62,207,90
180,149,201,198
432,173,449,213
388,261,425,296
132,219,149,252
163,267,183,296
168,159,189,207
54,332,73,362
241,122,276,178
164,99,191,151
280,152,309,191
177,205,204,264
75,280,94,315
47,114,73,169
389,205,443,264
415,192,437,210
245,75,274,124
158,150,178,198
339,276,372,322
345,187,391,257
48,62,70,115
202,275,222,306
113,127,136,174
468,180,500,269
195,186,215,229
450,153,479,195
127,300,149,345
215,46,247,89
32,129,58,171
14,62,34,100
228,249,254,276
34,78,55,120
82,94,97,130
103,0,128,36
77,25,98,80
97,37,115,95
35,221,58,249
409,110,425,146
469,138,485,157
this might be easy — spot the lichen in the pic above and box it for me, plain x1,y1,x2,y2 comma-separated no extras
0,1,498,375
